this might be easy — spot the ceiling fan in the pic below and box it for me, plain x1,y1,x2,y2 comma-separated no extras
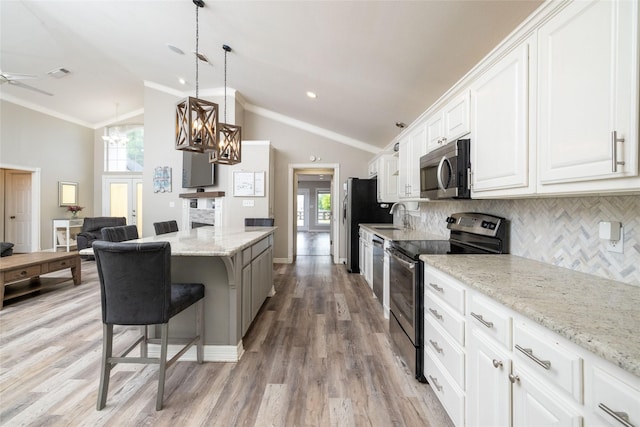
0,70,53,96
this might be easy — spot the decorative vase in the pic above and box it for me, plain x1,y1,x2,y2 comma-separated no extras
71,211,78,218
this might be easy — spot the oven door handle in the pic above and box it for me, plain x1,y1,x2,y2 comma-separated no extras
386,248,415,269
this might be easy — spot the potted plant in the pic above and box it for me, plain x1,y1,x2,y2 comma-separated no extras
67,205,84,218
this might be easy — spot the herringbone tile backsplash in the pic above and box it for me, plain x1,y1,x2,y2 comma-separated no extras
410,195,640,286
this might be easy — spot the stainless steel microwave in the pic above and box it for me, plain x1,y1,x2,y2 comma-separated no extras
419,139,471,199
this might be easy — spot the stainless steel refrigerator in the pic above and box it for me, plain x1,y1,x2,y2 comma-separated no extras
343,178,393,273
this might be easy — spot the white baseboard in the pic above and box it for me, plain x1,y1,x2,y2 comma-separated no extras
273,257,291,264
147,342,244,362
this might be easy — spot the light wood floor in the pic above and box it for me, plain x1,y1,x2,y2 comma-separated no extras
0,255,452,426
296,231,331,256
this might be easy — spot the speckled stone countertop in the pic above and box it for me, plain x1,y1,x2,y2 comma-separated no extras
419,254,640,378
131,226,276,256
359,224,446,241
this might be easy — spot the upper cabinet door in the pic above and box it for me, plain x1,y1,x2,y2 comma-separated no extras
471,38,533,196
444,91,470,142
537,0,639,186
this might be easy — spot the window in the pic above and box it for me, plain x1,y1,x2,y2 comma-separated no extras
316,190,331,225
104,124,144,172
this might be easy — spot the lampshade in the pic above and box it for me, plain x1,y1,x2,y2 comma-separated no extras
209,123,241,164
176,96,219,152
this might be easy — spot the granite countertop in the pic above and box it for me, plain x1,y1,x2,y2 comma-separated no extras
420,254,640,378
359,224,446,241
131,226,276,257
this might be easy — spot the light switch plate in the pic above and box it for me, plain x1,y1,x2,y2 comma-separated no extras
606,226,624,254
242,199,255,207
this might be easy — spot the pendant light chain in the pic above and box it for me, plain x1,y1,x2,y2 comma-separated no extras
195,3,199,99
224,47,228,123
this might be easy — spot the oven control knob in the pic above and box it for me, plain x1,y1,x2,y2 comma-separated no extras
481,221,488,228
446,216,456,224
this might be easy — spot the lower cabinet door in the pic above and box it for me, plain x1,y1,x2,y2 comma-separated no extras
467,328,512,427
512,364,582,427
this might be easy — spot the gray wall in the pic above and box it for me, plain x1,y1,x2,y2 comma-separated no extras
0,100,94,249
242,110,370,260
402,195,640,286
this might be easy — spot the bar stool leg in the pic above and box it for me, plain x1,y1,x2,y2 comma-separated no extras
97,324,114,410
196,299,204,364
156,323,169,411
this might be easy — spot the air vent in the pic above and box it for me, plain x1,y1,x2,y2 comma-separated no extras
47,67,71,78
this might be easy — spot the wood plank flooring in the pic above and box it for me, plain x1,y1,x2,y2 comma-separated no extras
0,255,453,426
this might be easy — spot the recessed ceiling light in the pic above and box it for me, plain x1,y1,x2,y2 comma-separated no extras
178,78,187,85
306,91,317,99
167,44,185,55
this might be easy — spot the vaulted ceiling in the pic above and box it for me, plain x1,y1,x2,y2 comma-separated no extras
0,0,542,151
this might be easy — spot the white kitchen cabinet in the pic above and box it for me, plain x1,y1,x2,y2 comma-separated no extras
368,156,380,178
467,328,512,427
358,226,373,288
398,122,427,199
588,362,640,427
377,154,398,203
470,38,534,197
426,92,471,153
511,363,583,427
537,0,639,192
424,265,467,425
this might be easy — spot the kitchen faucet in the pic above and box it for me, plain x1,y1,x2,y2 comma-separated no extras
390,202,410,229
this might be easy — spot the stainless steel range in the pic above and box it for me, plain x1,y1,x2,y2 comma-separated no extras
386,212,508,382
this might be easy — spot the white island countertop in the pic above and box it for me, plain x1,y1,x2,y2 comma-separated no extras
420,254,640,378
132,226,276,257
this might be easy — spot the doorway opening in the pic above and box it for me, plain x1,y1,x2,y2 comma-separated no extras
102,176,143,236
288,163,340,263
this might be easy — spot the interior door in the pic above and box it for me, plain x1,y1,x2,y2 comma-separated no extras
5,171,32,253
103,176,143,236
297,189,309,231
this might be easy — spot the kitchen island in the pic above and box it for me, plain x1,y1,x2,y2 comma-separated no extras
131,225,276,362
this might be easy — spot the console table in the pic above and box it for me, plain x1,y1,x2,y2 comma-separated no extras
52,218,84,252
0,251,81,309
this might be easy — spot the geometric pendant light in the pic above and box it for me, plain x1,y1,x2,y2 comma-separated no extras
176,0,219,153
209,44,241,165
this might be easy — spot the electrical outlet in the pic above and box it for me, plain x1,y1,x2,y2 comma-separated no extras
606,226,624,253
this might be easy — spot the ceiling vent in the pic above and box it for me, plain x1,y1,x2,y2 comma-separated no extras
47,67,71,78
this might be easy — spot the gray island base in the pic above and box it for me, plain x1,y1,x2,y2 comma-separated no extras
130,226,276,362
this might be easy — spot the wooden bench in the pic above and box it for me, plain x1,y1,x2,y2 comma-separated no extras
0,252,81,310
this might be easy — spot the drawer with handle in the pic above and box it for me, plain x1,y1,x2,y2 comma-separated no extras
424,265,465,314
424,347,465,427
514,320,583,403
425,290,465,346
47,258,75,272
4,265,42,283
591,365,640,427
425,314,465,389
469,293,512,349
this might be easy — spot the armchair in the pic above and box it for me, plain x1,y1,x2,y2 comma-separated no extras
76,217,126,252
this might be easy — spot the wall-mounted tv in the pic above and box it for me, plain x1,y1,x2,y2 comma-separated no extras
182,152,217,188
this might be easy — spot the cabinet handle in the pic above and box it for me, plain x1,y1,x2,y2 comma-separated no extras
428,308,443,320
428,375,443,391
612,131,625,172
429,283,444,292
470,312,493,328
429,339,443,354
598,403,634,427
492,359,503,368
515,344,551,370
508,373,520,384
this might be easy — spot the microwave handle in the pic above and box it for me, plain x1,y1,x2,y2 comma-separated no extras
437,156,451,191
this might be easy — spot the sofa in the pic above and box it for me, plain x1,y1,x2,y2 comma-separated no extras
76,217,127,253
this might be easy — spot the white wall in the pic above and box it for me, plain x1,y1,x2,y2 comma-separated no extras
0,100,94,249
